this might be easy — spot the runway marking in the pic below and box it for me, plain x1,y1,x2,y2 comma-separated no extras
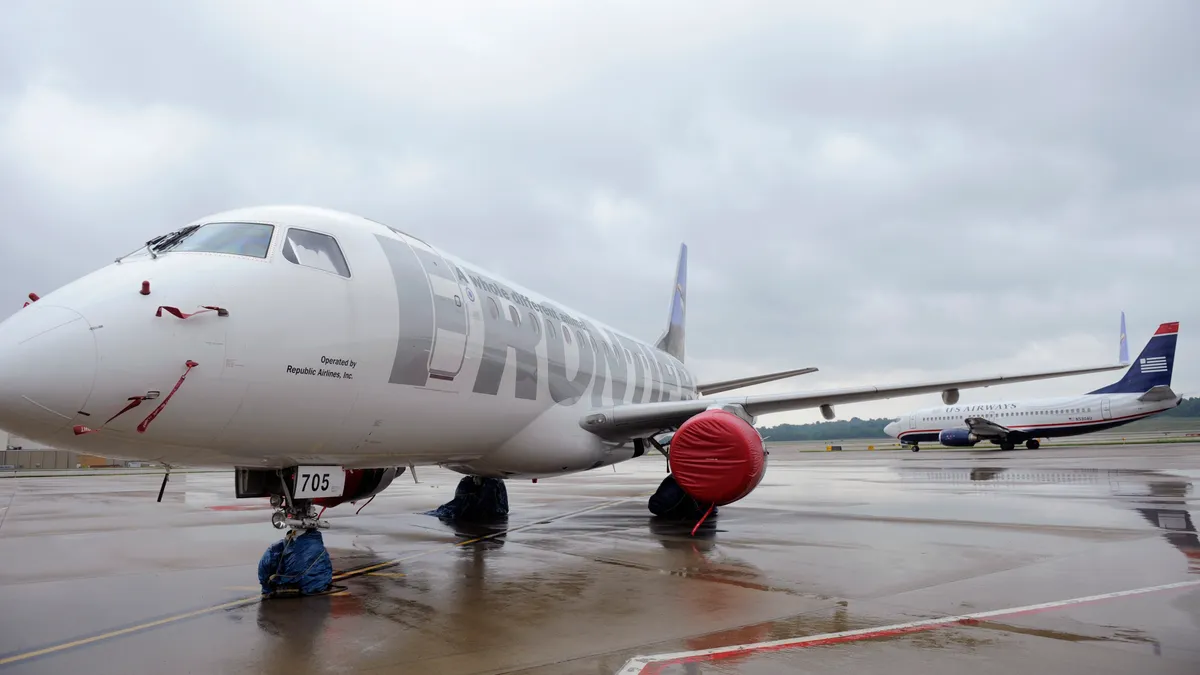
616,579,1200,674
0,496,634,669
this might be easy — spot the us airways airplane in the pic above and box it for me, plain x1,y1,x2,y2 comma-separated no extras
0,205,1126,536
883,319,1181,451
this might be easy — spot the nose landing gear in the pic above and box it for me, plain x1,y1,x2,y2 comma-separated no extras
269,493,330,531
258,470,333,597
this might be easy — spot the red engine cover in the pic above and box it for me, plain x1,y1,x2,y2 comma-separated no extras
668,409,767,506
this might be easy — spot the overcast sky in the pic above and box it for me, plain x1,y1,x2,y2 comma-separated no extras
2,0,1197,425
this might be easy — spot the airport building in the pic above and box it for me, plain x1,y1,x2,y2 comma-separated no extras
0,430,151,470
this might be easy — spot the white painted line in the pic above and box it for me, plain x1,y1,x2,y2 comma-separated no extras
616,579,1200,674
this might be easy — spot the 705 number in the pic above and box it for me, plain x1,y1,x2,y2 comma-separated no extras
300,472,330,493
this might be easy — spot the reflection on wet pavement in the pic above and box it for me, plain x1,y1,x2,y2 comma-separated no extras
0,444,1197,674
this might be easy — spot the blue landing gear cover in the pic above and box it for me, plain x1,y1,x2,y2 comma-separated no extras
425,476,509,521
258,529,334,596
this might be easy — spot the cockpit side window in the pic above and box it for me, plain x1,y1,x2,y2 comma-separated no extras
282,228,351,278
161,222,274,258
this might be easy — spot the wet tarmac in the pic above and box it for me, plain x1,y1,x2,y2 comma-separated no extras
0,444,1198,674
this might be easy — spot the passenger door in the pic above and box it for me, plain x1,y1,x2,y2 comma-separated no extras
406,240,470,382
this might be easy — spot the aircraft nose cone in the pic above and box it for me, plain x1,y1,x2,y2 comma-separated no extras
0,305,97,437
884,421,897,436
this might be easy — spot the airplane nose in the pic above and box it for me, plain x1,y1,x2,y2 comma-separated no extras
884,421,897,436
0,305,97,436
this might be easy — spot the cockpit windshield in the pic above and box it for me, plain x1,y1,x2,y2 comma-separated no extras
150,222,275,258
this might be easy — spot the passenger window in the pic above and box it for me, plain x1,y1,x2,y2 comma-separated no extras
487,297,500,319
508,306,521,326
282,228,350,277
546,321,556,339
528,312,540,334
164,221,274,258
563,327,572,344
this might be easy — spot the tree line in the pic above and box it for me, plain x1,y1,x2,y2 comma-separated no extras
756,396,1200,441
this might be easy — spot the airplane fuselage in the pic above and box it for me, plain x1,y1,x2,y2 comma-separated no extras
0,207,697,477
890,393,1180,445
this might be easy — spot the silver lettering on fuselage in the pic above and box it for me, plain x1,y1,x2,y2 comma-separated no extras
637,341,665,403
375,234,435,387
584,320,628,406
612,332,647,403
471,273,541,400
547,320,594,405
374,233,694,406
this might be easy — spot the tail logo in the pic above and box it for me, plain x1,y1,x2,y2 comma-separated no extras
1140,356,1168,373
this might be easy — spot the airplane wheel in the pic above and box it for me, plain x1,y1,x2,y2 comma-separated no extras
1000,442,1015,451
910,446,919,453
1026,439,1040,450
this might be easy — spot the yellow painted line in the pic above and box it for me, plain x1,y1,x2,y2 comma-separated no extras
0,496,634,668
0,595,262,667
366,572,407,578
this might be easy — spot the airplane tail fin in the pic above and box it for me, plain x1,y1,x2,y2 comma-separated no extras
655,243,687,362
1089,321,1179,395
1119,311,1130,364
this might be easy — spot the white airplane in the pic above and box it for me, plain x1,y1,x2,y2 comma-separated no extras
0,205,1127,541
884,315,1181,452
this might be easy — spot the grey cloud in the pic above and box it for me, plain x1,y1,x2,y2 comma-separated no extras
2,0,1198,422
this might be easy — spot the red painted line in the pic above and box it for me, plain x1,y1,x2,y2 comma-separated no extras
616,580,1200,674
206,504,273,511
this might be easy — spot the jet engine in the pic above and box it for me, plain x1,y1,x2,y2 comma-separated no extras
938,428,979,447
667,409,768,507
312,467,402,508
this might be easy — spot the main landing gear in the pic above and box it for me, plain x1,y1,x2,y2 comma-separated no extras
426,476,510,522
1025,439,1041,450
648,474,716,521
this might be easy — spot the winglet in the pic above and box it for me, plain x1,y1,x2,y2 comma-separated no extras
655,243,687,363
1119,311,1129,365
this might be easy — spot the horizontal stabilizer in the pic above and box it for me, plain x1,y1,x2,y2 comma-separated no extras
697,367,819,395
1138,385,1178,402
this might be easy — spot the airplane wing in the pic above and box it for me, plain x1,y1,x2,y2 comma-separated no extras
696,367,819,395
579,362,1126,440
963,417,1012,440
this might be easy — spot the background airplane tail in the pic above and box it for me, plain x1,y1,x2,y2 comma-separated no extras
655,243,687,362
1089,321,1179,394
1119,310,1129,364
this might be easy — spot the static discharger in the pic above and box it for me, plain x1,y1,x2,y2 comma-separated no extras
73,360,199,436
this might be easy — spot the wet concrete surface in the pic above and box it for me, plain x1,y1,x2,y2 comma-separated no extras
0,444,1197,674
